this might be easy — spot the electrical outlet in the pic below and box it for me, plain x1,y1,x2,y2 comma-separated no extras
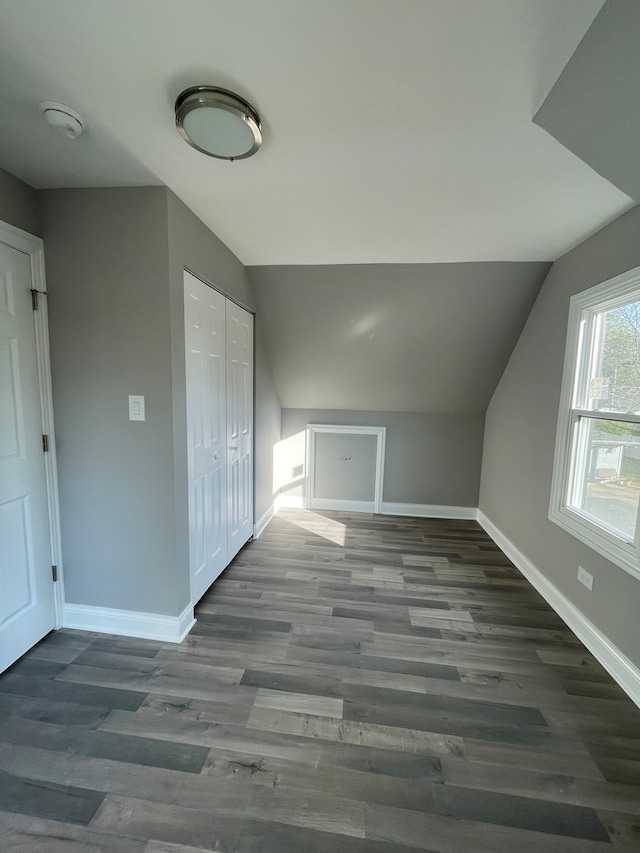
577,566,594,591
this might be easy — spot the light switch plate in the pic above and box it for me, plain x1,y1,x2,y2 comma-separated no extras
129,395,145,421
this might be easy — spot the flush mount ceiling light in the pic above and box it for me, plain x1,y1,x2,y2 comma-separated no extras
175,86,262,161
40,101,84,139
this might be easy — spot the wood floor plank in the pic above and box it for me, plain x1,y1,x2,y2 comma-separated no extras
1,509,639,851
596,808,640,850
365,802,614,852
440,753,640,814
0,716,209,773
0,671,147,711
463,736,606,779
0,741,364,837
0,771,105,826
253,687,343,717
246,704,467,756
0,689,110,728
144,843,215,853
91,793,412,852
0,809,147,852
58,660,246,703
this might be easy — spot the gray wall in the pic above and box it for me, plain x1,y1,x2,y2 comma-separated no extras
39,187,281,619
0,166,41,236
254,325,282,519
41,188,182,615
479,204,640,666
166,191,281,540
282,409,484,507
534,0,640,203
249,262,549,413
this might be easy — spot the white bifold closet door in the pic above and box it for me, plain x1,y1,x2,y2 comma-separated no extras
184,271,253,604
226,300,254,560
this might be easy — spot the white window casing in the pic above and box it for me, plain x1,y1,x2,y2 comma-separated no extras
550,264,640,581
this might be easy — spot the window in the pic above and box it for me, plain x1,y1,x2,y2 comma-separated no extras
550,265,640,580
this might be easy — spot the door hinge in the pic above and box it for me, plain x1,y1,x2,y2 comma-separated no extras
30,288,47,310
52,565,58,582
42,434,49,452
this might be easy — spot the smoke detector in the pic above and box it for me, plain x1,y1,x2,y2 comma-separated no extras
40,101,84,139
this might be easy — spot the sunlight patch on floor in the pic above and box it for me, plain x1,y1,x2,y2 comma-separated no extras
285,509,346,546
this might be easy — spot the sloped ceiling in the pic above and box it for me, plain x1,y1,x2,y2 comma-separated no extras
249,263,550,413
535,0,640,203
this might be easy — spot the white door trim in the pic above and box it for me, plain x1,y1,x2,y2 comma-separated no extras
0,220,64,627
306,424,386,514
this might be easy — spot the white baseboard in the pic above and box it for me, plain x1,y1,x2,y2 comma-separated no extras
311,498,375,513
273,497,478,520
477,510,640,710
381,502,478,520
63,602,196,644
253,504,275,538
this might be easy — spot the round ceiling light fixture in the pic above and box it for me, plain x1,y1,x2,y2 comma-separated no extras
174,86,262,161
40,101,84,139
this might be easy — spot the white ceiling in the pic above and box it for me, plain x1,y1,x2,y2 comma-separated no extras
0,0,633,265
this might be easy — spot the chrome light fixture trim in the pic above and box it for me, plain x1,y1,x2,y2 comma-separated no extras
174,85,262,161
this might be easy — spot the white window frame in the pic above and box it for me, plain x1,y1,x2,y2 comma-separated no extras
550,264,640,581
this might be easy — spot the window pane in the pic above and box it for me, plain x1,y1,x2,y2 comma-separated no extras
570,418,640,541
588,300,640,413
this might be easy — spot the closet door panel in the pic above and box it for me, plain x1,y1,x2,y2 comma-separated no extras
184,272,227,603
226,301,254,559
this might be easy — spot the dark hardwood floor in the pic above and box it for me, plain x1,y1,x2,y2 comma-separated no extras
1,509,640,851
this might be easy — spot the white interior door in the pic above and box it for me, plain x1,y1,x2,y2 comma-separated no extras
0,241,56,672
226,300,254,559
184,272,228,602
